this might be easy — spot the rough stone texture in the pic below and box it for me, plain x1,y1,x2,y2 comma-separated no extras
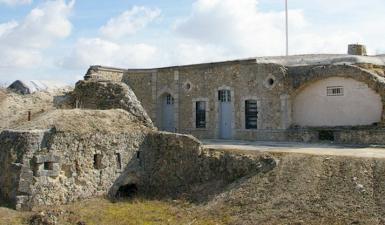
335,128,385,145
0,109,151,210
0,109,276,210
108,131,276,200
348,44,367,56
72,80,154,128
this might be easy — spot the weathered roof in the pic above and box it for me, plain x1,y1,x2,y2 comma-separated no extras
89,54,385,74
256,54,385,67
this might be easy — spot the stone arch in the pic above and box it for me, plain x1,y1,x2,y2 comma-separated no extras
290,65,385,126
108,172,140,200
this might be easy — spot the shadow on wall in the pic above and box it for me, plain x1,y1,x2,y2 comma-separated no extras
108,132,277,203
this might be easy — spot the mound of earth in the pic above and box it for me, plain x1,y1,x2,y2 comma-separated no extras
204,151,385,225
12,109,153,133
0,88,72,131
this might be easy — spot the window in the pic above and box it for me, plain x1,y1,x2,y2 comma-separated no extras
327,86,344,96
218,90,231,102
166,94,174,105
44,162,54,170
94,154,103,169
245,100,258,129
116,153,122,170
196,101,206,128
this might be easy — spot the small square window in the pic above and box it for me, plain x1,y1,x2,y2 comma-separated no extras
94,154,103,169
166,94,174,105
44,162,54,170
327,86,344,96
218,90,231,102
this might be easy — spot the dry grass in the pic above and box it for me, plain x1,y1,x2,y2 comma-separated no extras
0,197,229,225
0,207,31,225
0,88,6,104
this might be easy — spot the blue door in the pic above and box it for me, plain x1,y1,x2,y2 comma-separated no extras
219,90,232,139
161,94,175,132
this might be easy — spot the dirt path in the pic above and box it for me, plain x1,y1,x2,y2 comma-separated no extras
203,139,385,158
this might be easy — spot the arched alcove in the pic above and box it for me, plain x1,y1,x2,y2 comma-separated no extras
293,77,382,127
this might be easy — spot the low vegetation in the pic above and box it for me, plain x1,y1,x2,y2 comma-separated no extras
0,197,230,225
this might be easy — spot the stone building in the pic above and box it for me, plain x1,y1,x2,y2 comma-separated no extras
83,45,385,144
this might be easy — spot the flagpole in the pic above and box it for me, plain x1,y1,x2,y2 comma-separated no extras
285,0,289,56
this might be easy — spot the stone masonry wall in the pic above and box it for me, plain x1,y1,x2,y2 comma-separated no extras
81,63,385,144
1,128,278,210
0,128,148,210
120,62,289,139
0,130,44,209
133,132,277,198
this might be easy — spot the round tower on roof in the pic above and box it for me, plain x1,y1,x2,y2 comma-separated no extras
348,44,367,56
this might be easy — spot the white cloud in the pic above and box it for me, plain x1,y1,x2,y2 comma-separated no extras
0,0,32,6
100,6,160,40
61,38,158,69
60,0,385,82
175,0,308,56
174,0,369,57
0,0,74,68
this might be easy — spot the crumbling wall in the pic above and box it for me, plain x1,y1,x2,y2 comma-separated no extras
0,127,147,210
0,130,44,208
1,127,277,210
130,132,276,199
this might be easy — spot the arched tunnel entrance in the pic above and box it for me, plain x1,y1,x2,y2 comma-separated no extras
115,183,138,199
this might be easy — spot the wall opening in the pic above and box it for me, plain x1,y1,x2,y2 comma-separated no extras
196,101,206,128
319,130,334,141
115,184,138,199
44,162,54,170
115,153,121,170
93,154,103,169
245,100,258,129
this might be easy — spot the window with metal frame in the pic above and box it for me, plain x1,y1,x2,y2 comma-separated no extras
327,86,344,96
245,100,258,129
196,101,206,128
218,90,231,102
166,94,174,104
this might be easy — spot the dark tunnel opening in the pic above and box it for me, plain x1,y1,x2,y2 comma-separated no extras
115,184,138,199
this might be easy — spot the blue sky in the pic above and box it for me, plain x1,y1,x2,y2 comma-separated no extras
0,0,384,84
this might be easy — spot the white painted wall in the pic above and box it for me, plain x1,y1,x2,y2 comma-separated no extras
293,77,382,127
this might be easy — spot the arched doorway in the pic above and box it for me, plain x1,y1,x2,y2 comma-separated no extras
160,93,175,132
293,77,382,127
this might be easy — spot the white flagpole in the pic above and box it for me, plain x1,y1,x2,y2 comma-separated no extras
285,0,289,56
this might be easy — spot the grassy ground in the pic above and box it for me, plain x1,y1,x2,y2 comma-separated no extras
0,197,229,225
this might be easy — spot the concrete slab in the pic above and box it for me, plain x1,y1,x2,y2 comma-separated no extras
202,139,385,158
